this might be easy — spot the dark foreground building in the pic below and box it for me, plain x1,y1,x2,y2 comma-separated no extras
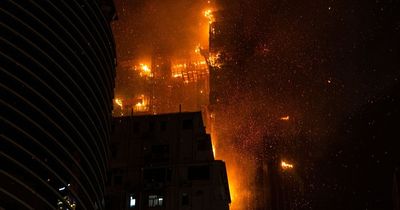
107,112,231,210
1,0,116,209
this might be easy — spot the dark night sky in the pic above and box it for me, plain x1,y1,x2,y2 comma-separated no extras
111,0,400,209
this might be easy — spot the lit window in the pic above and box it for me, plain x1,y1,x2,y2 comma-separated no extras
129,195,136,208
148,195,164,207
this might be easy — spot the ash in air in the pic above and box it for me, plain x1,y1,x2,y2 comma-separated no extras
112,0,400,209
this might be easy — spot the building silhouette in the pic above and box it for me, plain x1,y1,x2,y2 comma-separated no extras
1,0,116,209
106,112,231,210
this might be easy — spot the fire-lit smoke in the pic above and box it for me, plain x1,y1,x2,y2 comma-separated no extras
112,0,320,209
112,0,211,60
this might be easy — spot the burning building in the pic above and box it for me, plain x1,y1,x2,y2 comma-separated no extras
113,50,209,116
207,0,245,107
1,0,117,209
106,112,231,210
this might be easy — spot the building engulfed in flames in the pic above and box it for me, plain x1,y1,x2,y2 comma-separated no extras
113,48,209,116
113,0,261,208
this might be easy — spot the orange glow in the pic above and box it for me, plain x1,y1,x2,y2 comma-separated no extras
280,115,290,121
210,129,247,210
171,60,208,83
115,98,123,109
212,142,216,157
223,155,252,210
281,160,294,170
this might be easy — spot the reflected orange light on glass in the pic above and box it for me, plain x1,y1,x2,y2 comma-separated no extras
280,115,290,121
281,160,294,170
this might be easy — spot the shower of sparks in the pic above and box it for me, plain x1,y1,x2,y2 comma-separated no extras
112,0,399,209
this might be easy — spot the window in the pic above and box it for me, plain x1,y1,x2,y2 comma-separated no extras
129,194,136,208
114,175,122,185
151,145,169,154
149,121,155,132
181,193,189,206
110,143,118,158
148,195,164,207
160,121,167,131
197,138,212,151
133,122,140,133
144,168,166,182
182,119,193,130
188,166,210,180
150,145,169,162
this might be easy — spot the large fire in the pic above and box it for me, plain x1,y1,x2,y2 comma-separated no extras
114,3,245,209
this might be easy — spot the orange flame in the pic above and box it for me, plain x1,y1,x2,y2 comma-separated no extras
115,98,123,109
280,115,290,121
135,63,152,77
281,160,294,170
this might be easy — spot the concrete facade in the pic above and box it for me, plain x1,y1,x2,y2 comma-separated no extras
106,112,230,210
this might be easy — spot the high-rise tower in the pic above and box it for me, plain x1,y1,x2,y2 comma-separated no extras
1,1,116,209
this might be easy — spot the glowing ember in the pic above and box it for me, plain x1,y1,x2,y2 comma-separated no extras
281,161,294,170
280,115,290,121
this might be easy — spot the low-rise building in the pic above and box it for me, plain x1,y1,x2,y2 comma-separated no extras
106,112,230,210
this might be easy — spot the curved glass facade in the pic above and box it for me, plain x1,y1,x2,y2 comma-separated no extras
1,0,116,209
